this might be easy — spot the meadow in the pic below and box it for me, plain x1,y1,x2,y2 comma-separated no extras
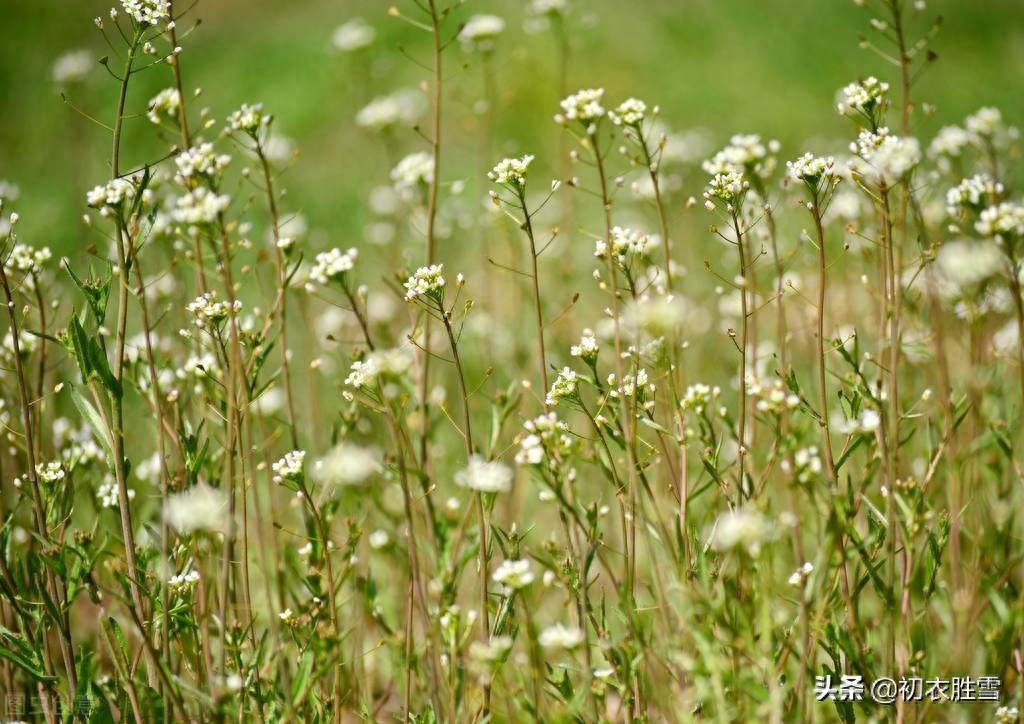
1,0,1024,721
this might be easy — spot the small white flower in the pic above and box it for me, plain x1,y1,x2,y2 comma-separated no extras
608,97,647,126
310,247,358,285
488,155,534,187
147,88,181,125
559,88,605,123
391,151,435,191
272,450,306,483
454,455,513,494
36,461,65,484
709,507,773,556
163,484,230,535
52,49,93,85
120,0,170,26
492,559,535,590
538,623,585,650
545,367,579,406
836,76,889,116
357,90,426,131
368,530,390,549
569,328,599,363
311,443,382,486
403,264,446,301
459,14,505,51
227,103,265,134
332,18,376,52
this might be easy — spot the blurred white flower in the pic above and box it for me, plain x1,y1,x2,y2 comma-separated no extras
332,18,376,52
455,456,513,494
52,49,92,85
164,484,230,535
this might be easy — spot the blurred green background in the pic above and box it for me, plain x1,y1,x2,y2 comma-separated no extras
1,0,1023,256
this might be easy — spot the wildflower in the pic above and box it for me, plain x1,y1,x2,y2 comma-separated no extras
793,446,823,483
786,152,838,190
4,244,52,275
703,170,748,210
271,450,306,484
403,264,445,301
558,88,606,123
608,97,647,126
594,226,652,265
459,15,505,51
975,202,1024,238
836,76,889,117
966,106,1007,141
680,383,720,415
391,151,435,191
928,125,970,160
858,409,881,433
488,155,534,187
332,18,376,52
97,478,136,508
946,174,1003,216
343,347,414,391
454,455,514,494
702,134,777,178
529,0,570,16
356,90,426,131
227,103,266,134
186,291,242,328
849,129,920,186
787,562,813,587
469,635,513,663
538,623,585,650
515,412,575,466
747,377,800,414
492,559,535,590
174,143,231,181
172,187,231,225
52,50,92,85
545,367,579,406
120,0,170,26
163,484,230,535
709,507,773,556
147,88,181,125
606,368,655,404
309,247,358,285
168,569,200,594
36,461,65,484
995,706,1020,724
86,178,136,216
368,530,390,549
570,329,599,363
310,443,382,486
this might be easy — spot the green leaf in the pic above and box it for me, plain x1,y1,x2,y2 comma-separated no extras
67,383,116,473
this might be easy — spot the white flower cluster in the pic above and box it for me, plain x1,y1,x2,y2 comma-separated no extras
168,569,200,594
529,0,569,16
403,263,445,301
52,50,93,85
36,461,65,484
163,484,229,535
343,347,414,392
709,507,774,556
120,0,170,26
594,226,652,265
86,178,135,216
557,88,605,123
227,103,265,134
186,291,241,328
966,107,1006,139
996,706,1020,724
849,128,920,186
175,143,231,181
310,247,358,285
469,635,513,665
606,369,655,407
172,187,230,225
836,76,889,116
702,134,778,178
945,174,1003,216
928,125,970,160
488,155,534,186
332,18,375,52
538,623,584,650
788,562,814,587
492,559,534,591
459,14,505,50
976,202,1024,238
391,151,435,191
569,328,599,363
515,412,575,467
608,98,647,126
786,152,838,185
311,443,382,487
5,244,52,274
746,376,800,414
97,478,135,508
703,170,748,210
454,455,514,494
272,450,306,483
680,383,720,415
356,90,426,131
546,367,579,406
147,88,181,125
792,445,823,483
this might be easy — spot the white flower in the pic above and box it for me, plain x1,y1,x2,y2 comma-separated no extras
836,76,889,116
168,569,200,594
709,507,773,556
928,125,970,159
454,455,513,494
538,623,585,650
175,143,231,181
403,264,445,301
558,88,605,123
703,170,748,208
86,178,136,215
391,152,435,191
488,155,534,186
311,443,382,486
680,383,720,415
545,367,579,406
976,202,1024,238
343,347,414,390
120,0,170,25
4,244,52,275
36,461,65,484
515,412,574,466
594,226,652,265
787,152,837,186
492,559,535,590
850,129,920,186
186,291,241,328
529,0,570,16
52,50,92,84
356,90,426,131
147,88,181,125
272,450,306,483
227,103,265,134
172,187,231,225
469,635,513,663
569,328,599,363
97,478,135,508
787,562,813,587
163,484,230,535
946,174,1003,216
608,97,647,126
966,106,1005,139
332,18,376,52
368,530,390,549
310,247,358,285
858,409,881,433
702,134,776,178
459,15,505,51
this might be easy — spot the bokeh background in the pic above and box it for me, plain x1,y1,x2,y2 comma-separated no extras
2,0,1023,260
